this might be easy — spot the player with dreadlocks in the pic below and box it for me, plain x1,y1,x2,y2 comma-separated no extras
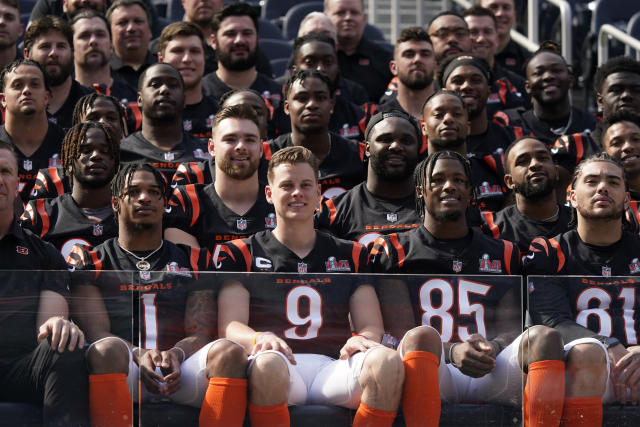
524,152,640,425
67,162,249,427
20,121,120,258
371,150,569,427
31,93,127,199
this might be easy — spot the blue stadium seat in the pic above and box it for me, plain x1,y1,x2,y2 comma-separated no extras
165,0,185,22
271,57,290,79
363,23,386,42
261,0,300,22
260,39,293,61
258,18,285,41
19,0,38,16
282,2,324,40
626,11,640,57
0,402,42,426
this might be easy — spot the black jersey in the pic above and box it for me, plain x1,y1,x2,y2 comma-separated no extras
20,194,117,259
0,123,64,202
218,230,370,356
265,133,366,198
480,204,572,252
201,71,283,110
493,107,598,147
120,131,210,185
486,77,528,118
524,230,640,346
182,94,219,143
495,39,530,78
165,183,276,259
316,182,420,248
550,131,601,175
330,94,366,141
30,167,69,200
337,38,393,102
67,238,211,350
47,80,93,132
90,78,138,105
370,225,520,275
0,221,69,359
625,192,640,237
493,63,529,106
469,154,509,212
467,121,522,159
110,51,157,91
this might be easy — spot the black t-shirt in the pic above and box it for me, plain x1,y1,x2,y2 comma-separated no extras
0,221,69,359
165,182,276,258
339,77,369,106
316,182,420,248
20,193,117,259
67,238,212,349
467,121,518,159
524,230,640,345
337,38,393,103
120,130,209,185
47,80,93,132
265,133,366,198
182,94,219,143
218,230,370,357
0,123,65,201
201,71,282,109
370,225,520,275
110,51,158,90
480,203,571,252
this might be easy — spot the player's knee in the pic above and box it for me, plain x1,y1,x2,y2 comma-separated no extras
524,325,564,361
46,340,86,375
361,347,405,391
401,326,442,359
249,353,289,405
206,339,248,379
86,338,129,375
566,343,607,371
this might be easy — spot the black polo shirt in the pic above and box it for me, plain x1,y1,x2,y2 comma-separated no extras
0,221,69,359
110,51,158,90
183,93,219,143
47,79,93,132
0,123,65,202
337,38,393,103
91,78,138,104
201,71,282,107
495,39,530,78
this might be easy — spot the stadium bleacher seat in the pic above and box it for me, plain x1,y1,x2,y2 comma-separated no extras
260,39,293,61
282,2,324,40
0,402,42,427
270,57,290,79
626,11,640,58
258,18,285,40
261,0,300,22
20,0,38,15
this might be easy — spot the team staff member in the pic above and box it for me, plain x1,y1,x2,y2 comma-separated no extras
370,151,568,427
67,163,248,427
267,70,365,199
0,59,65,201
481,137,571,251
20,122,119,258
165,105,275,263
524,153,640,424
317,110,421,247
120,63,209,187
0,141,89,426
218,146,404,427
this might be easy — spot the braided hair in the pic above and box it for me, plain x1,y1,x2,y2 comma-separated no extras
414,150,474,217
111,163,167,204
72,93,126,134
61,121,120,182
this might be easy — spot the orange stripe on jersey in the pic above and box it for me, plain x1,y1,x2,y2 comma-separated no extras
484,154,498,174
351,243,363,272
502,240,514,274
36,198,50,238
628,202,640,235
530,237,549,255
418,119,428,155
50,167,64,196
129,103,142,131
548,238,565,272
185,185,200,227
262,141,272,160
369,238,387,257
514,126,524,139
358,142,366,161
189,247,200,272
193,164,204,184
21,202,35,224
574,134,584,164
497,80,507,104
229,240,252,272
492,111,509,127
325,198,338,225
481,211,500,238
389,233,406,268
66,244,85,266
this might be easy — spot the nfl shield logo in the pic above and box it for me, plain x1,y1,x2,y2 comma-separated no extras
92,224,103,236
164,152,175,161
452,260,462,273
23,160,32,171
139,271,151,281
386,213,398,223
602,266,611,277
298,262,307,273
236,218,247,230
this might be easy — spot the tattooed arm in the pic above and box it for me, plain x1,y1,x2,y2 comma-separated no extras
175,289,217,359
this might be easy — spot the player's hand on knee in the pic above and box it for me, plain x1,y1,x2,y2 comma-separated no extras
139,349,171,395
253,333,296,365
38,316,85,353
451,335,496,378
613,349,640,404
339,335,378,360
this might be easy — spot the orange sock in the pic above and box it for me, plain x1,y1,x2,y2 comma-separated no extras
248,402,289,427
89,373,132,427
523,360,565,427
352,402,396,427
402,351,440,427
199,378,247,427
561,396,602,426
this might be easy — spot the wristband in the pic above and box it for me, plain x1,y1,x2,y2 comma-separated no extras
353,333,371,341
171,346,186,363
448,343,460,367
253,331,274,345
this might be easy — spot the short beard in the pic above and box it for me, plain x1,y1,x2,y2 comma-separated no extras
399,72,433,91
577,204,625,222
132,221,155,231
46,61,74,86
218,157,259,180
513,177,557,200
433,209,463,222
73,169,112,189
430,137,465,152
217,48,258,71
369,153,416,181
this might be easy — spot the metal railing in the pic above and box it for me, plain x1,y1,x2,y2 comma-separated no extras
598,23,640,64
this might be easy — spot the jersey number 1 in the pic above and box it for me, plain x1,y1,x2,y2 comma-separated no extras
576,287,637,345
141,293,158,349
